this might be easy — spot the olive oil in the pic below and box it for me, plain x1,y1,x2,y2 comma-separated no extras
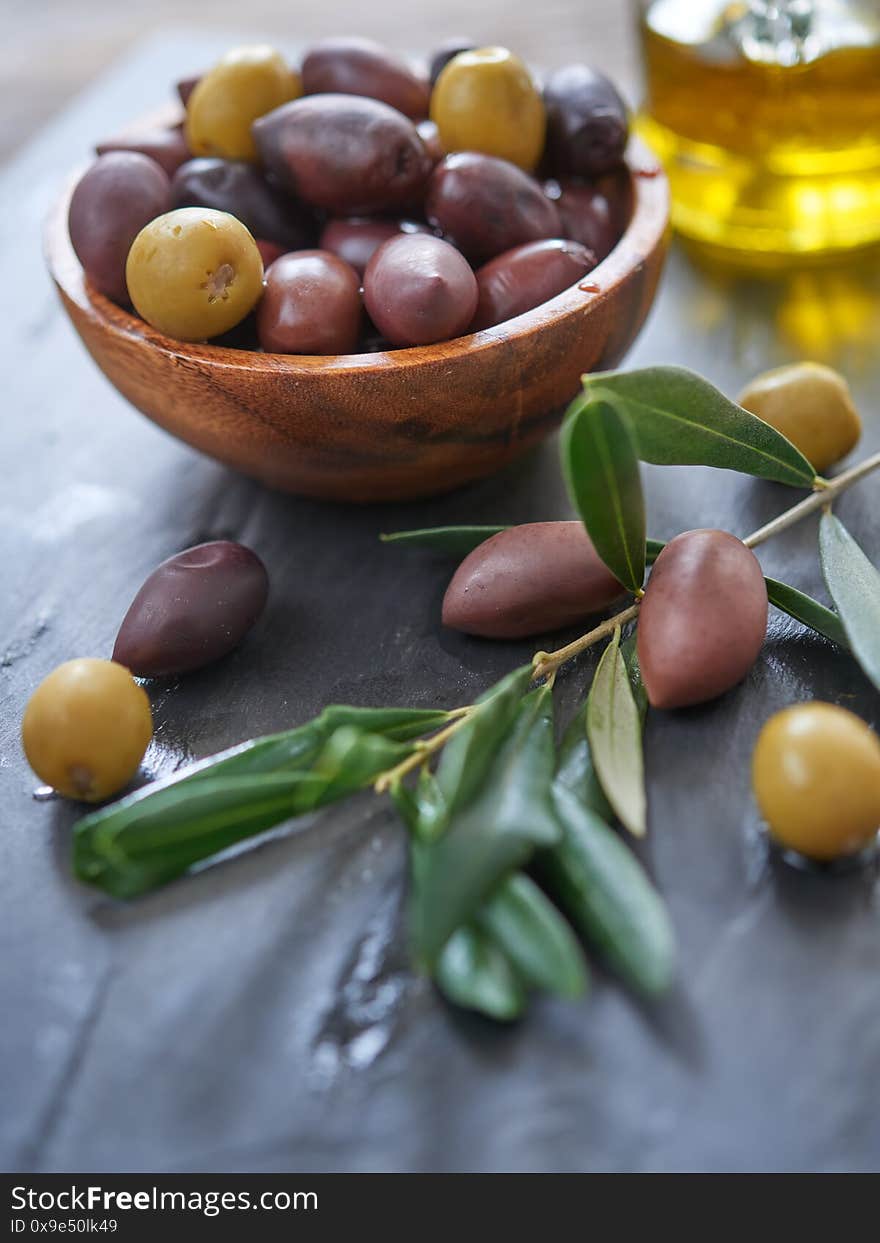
635,0,880,261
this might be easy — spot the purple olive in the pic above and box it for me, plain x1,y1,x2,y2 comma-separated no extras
256,250,362,354
170,158,315,250
319,216,431,277
550,178,622,261
425,152,561,263
301,37,430,120
442,522,623,639
112,541,269,677
543,65,629,177
96,126,191,177
429,38,476,86
637,529,768,710
68,152,171,304
471,238,596,330
416,119,444,166
363,233,478,347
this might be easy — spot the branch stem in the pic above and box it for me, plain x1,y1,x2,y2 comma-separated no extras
374,711,472,793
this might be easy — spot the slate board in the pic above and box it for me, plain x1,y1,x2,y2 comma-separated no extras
2,33,880,1174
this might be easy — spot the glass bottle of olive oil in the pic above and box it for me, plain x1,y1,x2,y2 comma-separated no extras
635,0,880,262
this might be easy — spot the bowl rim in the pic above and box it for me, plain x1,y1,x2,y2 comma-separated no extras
47,136,669,377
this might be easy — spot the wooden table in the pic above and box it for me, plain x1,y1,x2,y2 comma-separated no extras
2,32,880,1173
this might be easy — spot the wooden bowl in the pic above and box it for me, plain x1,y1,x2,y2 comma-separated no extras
46,141,669,503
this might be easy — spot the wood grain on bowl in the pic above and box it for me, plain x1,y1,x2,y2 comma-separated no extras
45,139,668,502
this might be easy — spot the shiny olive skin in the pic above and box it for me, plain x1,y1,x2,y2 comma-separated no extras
186,45,301,162
425,152,560,262
170,157,315,250
113,541,269,677
257,250,362,354
550,178,622,261
253,94,431,214
96,126,190,177
753,702,880,861
126,207,264,341
301,37,430,120
417,119,444,165
543,65,629,176
68,152,171,304
319,216,430,277
22,659,152,802
471,238,596,330
442,522,623,639
637,530,768,710
363,233,478,347
738,362,861,474
429,38,476,86
431,47,546,172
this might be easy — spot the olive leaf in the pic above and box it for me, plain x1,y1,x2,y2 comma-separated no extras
390,767,448,844
764,577,849,650
435,925,526,1021
561,390,646,593
380,525,508,554
586,628,646,838
583,365,816,487
477,873,588,999
819,511,880,690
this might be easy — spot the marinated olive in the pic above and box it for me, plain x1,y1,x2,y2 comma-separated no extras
96,126,191,177
22,659,152,802
429,37,476,86
431,47,546,172
471,238,596,330
543,65,629,177
737,362,861,474
319,216,430,277
113,541,269,677
68,152,171,304
301,37,430,120
425,152,560,262
551,178,621,261
442,522,623,638
254,94,431,214
257,250,362,354
125,207,264,341
637,530,768,710
185,45,301,162
753,702,880,861
364,233,478,347
171,157,315,250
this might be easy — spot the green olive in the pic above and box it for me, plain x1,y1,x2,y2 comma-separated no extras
752,702,880,861
430,47,545,172
126,208,264,341
738,361,861,474
185,44,302,162
22,659,153,802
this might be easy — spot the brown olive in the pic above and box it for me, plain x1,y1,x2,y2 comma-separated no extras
22,659,152,802
319,216,430,277
363,233,478,347
425,152,560,262
417,119,444,165
429,38,476,86
257,250,362,354
471,238,596,330
253,94,431,214
637,530,768,710
170,157,315,250
442,522,624,638
96,126,191,177
301,37,430,119
543,65,629,177
185,44,302,162
737,362,861,474
550,178,622,261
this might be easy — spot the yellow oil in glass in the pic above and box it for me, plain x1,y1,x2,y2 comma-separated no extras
635,0,880,262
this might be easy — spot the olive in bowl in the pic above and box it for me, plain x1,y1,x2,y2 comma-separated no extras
363,233,478,347
257,250,363,354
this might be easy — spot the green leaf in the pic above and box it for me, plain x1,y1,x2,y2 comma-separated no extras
413,685,561,965
434,926,526,1021
646,537,665,565
556,702,614,823
380,525,508,554
561,390,646,593
764,577,849,649
620,634,649,723
587,628,646,837
477,873,588,998
583,365,816,487
820,512,880,690
390,767,448,843
307,727,412,809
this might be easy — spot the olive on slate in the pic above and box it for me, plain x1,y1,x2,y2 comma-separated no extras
113,541,269,677
551,178,621,261
319,216,430,277
171,157,315,250
126,207,264,341
637,529,768,710
22,659,152,802
68,152,171,304
96,126,191,177
429,37,476,86
186,44,302,162
471,238,596,330
257,250,362,354
301,37,430,120
431,47,546,172
425,152,560,262
253,94,431,214
442,522,623,639
737,362,861,474
543,65,629,176
363,233,478,347
752,702,880,861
